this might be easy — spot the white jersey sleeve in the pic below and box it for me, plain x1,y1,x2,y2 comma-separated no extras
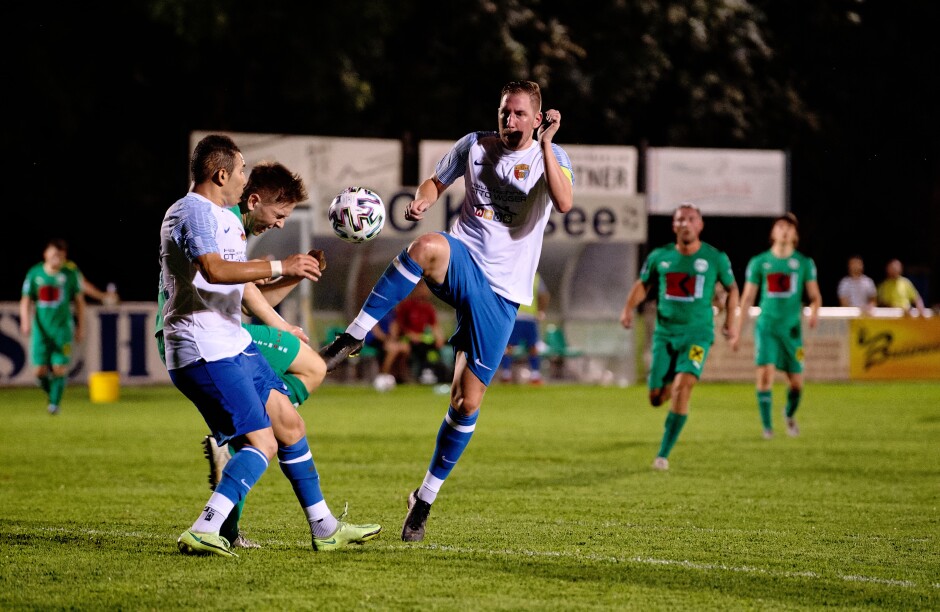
159,193,252,369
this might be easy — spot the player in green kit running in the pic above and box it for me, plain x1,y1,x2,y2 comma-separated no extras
20,239,87,415
732,213,821,439
620,203,739,471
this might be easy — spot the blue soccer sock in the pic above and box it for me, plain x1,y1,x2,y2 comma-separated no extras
194,445,269,533
348,250,423,339
278,437,337,537
419,406,478,504
219,445,246,542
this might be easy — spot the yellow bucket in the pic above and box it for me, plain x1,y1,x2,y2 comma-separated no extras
89,371,120,403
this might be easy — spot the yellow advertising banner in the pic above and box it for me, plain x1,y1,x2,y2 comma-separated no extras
849,317,940,379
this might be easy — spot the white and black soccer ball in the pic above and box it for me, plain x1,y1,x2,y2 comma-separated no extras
328,187,386,244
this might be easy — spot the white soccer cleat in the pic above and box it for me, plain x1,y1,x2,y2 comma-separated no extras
786,418,800,437
652,456,669,471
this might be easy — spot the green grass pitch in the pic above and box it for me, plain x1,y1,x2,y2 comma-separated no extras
1,381,937,610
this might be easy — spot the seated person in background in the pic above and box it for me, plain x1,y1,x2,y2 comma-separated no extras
367,310,409,389
837,255,876,313
390,280,446,383
500,272,550,385
877,258,926,316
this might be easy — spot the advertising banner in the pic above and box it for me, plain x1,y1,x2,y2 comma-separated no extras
646,147,788,216
0,302,169,387
849,317,940,379
190,131,402,236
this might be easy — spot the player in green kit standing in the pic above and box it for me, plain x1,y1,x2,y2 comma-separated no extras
620,203,739,471
732,213,821,438
20,238,87,415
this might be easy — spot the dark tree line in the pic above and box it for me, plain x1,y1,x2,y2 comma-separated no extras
6,0,938,303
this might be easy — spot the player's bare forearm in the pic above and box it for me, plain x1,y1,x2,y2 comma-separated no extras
723,282,740,342
199,252,320,285
242,282,297,334
620,281,648,329
405,177,446,222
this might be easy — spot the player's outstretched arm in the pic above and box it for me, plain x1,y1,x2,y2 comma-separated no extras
620,280,648,329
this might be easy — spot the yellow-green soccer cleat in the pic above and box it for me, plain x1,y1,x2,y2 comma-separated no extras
312,504,382,551
177,530,238,558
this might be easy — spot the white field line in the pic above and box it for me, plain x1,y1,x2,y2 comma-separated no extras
26,526,939,591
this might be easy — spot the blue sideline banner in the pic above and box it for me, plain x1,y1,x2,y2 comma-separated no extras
0,302,170,387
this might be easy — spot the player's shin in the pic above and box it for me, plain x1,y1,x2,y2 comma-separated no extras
192,446,269,533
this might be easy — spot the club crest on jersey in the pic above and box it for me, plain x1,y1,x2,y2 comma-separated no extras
694,258,709,273
513,164,530,180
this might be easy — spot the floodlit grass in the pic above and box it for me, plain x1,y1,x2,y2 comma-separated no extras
1,381,937,610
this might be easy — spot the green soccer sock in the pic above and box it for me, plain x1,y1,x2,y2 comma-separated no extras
220,499,246,542
48,375,66,406
785,388,802,418
657,411,688,459
757,390,773,430
37,374,51,396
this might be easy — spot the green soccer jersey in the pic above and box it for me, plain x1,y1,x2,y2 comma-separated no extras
640,242,735,339
22,263,82,342
744,250,817,329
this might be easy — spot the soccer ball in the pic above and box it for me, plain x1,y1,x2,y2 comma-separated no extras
373,373,396,393
328,187,386,243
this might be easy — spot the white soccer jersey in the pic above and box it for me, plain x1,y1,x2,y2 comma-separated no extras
436,131,573,305
159,193,252,369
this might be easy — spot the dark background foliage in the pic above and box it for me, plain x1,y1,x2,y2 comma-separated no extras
5,0,937,305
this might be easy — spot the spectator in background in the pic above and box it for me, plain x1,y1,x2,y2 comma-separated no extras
368,310,409,391
19,238,87,416
837,255,876,314
877,258,926,316
390,280,446,384
500,271,550,385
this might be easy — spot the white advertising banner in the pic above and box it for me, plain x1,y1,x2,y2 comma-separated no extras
646,147,788,216
190,131,402,236
417,141,643,243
